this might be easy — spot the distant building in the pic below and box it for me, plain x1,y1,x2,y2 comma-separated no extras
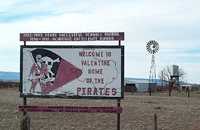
125,77,200,92
124,78,168,92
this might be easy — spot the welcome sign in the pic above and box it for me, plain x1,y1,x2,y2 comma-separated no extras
20,45,124,99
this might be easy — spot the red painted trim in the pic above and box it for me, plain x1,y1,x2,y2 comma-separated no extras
18,106,122,113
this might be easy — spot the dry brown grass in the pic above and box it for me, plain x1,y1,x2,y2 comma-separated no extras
0,87,200,130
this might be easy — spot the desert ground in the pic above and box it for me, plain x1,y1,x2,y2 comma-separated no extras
0,87,200,130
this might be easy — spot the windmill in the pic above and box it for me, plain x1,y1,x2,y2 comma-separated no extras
146,40,159,96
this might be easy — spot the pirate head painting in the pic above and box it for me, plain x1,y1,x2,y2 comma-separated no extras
28,48,82,94
41,56,60,82
36,54,42,67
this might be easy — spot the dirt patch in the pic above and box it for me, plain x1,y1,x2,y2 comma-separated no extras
0,88,200,130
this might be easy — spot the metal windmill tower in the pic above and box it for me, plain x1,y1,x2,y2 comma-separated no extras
146,40,159,95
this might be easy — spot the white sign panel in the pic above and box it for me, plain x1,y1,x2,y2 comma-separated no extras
20,46,124,99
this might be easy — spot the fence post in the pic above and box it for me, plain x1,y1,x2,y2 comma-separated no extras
20,114,30,130
154,113,158,130
117,99,121,130
187,87,190,97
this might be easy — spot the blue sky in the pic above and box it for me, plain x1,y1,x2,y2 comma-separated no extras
0,0,200,83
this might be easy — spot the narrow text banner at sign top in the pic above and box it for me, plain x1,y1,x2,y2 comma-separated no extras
20,32,124,41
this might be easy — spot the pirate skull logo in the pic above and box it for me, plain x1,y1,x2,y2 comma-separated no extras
41,56,60,82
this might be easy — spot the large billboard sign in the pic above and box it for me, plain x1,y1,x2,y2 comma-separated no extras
20,46,124,99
